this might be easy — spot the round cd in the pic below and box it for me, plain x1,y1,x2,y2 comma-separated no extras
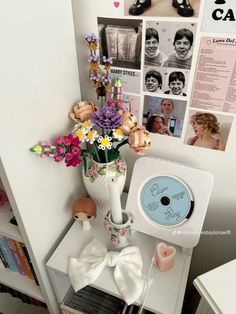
140,176,194,226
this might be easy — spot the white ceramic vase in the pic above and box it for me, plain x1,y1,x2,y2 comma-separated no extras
82,156,127,216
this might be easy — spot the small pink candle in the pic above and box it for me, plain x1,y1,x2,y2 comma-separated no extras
155,242,176,272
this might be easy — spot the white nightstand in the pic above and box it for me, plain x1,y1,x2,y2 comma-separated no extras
46,207,193,314
194,259,236,314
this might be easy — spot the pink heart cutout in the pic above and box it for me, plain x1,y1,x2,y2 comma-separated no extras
114,1,120,8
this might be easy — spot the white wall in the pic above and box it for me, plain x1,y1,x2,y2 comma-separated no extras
0,1,86,313
72,0,236,296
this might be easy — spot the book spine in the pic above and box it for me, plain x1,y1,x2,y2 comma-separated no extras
5,238,26,275
0,235,18,272
22,245,39,285
14,241,34,280
0,246,9,268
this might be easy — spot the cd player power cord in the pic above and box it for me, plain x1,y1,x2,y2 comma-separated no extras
137,239,158,314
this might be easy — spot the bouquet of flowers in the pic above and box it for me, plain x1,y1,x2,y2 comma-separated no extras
30,34,151,168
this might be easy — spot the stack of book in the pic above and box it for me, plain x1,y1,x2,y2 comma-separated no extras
61,286,157,314
0,283,47,308
61,286,126,314
0,235,39,285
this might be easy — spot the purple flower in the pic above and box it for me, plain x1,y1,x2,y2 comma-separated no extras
92,105,121,130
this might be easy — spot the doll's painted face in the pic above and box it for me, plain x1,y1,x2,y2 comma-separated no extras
145,36,159,57
174,36,191,59
169,79,184,95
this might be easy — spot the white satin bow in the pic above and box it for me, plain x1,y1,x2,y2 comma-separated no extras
67,239,146,305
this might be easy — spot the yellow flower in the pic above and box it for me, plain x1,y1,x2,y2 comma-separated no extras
98,135,112,150
113,128,124,141
86,130,98,144
75,129,87,142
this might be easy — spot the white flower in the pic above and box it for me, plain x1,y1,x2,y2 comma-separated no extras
75,128,87,142
73,120,93,134
112,128,124,141
98,135,112,150
86,130,98,144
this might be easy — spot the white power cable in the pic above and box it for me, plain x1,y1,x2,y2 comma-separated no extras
137,239,158,314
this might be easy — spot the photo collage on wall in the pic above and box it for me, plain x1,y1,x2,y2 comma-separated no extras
96,0,234,150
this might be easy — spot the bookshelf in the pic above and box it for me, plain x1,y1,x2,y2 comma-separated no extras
0,268,44,302
0,180,46,304
0,202,23,243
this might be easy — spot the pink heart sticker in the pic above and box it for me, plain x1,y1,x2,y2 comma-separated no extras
161,28,167,32
114,1,120,8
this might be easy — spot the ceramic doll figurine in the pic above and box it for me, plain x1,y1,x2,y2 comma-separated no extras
72,197,97,231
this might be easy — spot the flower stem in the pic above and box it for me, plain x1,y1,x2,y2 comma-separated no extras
115,138,129,151
93,141,101,163
104,149,108,163
100,96,104,108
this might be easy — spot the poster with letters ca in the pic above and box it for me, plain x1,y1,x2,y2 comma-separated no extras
202,0,236,34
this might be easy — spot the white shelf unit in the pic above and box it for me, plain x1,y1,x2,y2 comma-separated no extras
0,292,49,314
47,208,193,314
0,202,23,243
0,183,46,303
0,268,45,302
0,0,85,313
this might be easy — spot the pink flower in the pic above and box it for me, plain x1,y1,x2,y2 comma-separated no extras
65,153,73,161
104,222,110,231
57,147,65,154
66,156,81,167
63,137,72,146
115,159,127,173
54,155,63,162
118,228,128,236
87,164,99,180
116,101,123,108
55,137,63,145
72,137,80,146
39,141,49,147
111,235,120,246
71,146,81,155
107,100,116,107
